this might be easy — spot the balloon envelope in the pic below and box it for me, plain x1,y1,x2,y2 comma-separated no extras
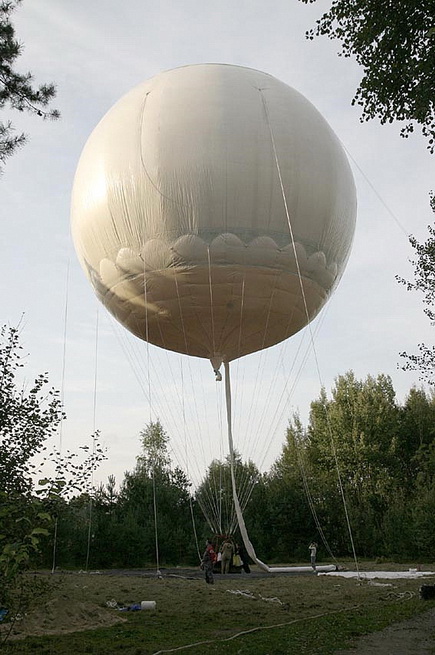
71,64,356,365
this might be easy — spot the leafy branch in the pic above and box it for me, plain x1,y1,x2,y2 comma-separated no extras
300,0,435,152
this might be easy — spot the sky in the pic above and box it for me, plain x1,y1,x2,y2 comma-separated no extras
1,0,434,491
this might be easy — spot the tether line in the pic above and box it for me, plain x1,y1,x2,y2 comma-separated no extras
251,88,359,573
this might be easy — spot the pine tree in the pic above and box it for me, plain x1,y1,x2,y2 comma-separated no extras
0,0,59,171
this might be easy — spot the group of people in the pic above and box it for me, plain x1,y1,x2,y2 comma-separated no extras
201,538,250,584
202,538,319,583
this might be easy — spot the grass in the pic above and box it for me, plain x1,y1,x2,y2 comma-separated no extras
1,565,434,654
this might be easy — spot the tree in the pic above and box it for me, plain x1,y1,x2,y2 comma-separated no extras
300,0,435,152
272,372,435,559
398,194,435,384
301,3,435,397
196,452,261,537
395,386,435,484
0,324,63,638
0,0,59,171
115,420,195,567
136,420,171,477
0,324,106,634
0,324,64,496
265,415,317,560
302,372,404,555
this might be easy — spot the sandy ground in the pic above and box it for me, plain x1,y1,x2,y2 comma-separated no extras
335,608,435,655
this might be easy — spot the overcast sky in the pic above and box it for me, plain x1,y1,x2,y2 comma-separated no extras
2,0,434,489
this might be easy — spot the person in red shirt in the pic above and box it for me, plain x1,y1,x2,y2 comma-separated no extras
201,539,217,584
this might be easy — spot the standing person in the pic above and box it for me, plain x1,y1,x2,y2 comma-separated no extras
201,539,216,584
309,542,317,572
220,539,234,574
237,542,251,574
233,544,242,568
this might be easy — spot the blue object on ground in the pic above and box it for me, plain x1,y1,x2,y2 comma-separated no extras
118,603,142,612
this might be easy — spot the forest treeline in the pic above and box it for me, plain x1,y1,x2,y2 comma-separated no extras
36,372,435,569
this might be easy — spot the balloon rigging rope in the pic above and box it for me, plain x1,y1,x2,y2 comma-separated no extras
228,328,309,534
106,317,207,499
236,277,246,360
223,364,326,572
228,269,268,530
202,242,245,534
58,260,70,454
85,308,99,572
214,91,352,567
293,431,339,564
242,337,293,474
174,271,225,530
260,273,282,353
138,92,192,210
341,142,409,237
237,275,302,477
172,268,223,534
244,300,319,478
275,308,338,559
110,317,206,483
104,257,297,539
52,260,70,574
143,260,161,575
260,89,359,575
110,318,206,540
173,273,219,536
224,362,270,572
255,309,328,474
218,91,318,557
235,315,325,528
207,247,217,358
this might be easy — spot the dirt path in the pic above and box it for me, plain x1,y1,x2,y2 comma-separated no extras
335,608,435,655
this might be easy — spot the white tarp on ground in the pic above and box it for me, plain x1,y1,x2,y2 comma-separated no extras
321,570,435,579
267,565,336,573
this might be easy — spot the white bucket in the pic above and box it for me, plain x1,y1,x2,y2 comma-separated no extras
141,601,156,610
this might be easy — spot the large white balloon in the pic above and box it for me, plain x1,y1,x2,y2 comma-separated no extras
71,64,356,366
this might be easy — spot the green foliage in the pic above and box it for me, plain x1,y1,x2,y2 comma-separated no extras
300,0,435,152
3,362,433,572
271,372,435,560
0,323,62,617
104,420,196,567
136,419,171,476
196,451,261,537
265,416,316,560
0,490,52,644
0,324,106,641
0,1,59,170
35,374,435,568
0,325,65,495
397,198,435,385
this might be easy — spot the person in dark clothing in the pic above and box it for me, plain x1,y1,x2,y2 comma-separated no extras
201,539,217,584
237,542,251,573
